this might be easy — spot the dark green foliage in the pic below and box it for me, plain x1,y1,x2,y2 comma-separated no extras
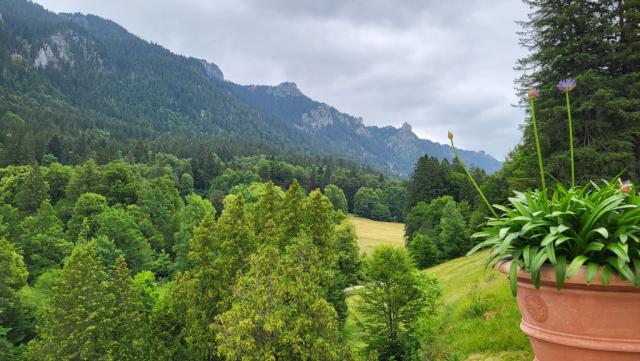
354,187,392,221
510,0,640,188
13,166,49,216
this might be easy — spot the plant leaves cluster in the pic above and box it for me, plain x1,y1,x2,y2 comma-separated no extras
469,181,640,294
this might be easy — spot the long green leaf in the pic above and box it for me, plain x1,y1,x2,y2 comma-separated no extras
566,255,588,278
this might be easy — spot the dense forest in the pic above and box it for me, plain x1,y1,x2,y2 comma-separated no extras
1,0,639,360
0,0,500,178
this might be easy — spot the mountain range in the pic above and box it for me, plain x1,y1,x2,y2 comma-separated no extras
0,0,501,177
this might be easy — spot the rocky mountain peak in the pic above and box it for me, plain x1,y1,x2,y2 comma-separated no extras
199,59,224,81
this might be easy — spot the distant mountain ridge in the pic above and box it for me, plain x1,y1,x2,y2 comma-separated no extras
0,0,501,176
230,82,502,175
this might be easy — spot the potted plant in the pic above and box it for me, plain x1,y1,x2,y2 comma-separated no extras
450,79,640,361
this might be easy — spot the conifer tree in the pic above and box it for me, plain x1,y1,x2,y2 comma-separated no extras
278,179,305,243
215,242,342,361
28,242,114,360
172,194,214,272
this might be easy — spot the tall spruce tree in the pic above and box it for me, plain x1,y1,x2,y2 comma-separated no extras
512,0,640,187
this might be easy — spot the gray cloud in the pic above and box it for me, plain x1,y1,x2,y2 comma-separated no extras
34,0,529,159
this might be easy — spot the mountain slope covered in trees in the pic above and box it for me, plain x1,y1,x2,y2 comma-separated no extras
0,0,500,177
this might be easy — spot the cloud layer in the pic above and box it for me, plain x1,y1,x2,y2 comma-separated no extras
34,0,529,159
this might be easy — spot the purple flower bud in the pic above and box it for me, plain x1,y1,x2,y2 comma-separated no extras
557,78,577,93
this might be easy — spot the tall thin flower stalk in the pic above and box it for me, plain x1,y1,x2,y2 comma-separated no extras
558,78,577,188
528,88,546,193
448,131,498,218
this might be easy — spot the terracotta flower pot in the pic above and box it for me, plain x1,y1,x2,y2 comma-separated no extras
498,261,640,361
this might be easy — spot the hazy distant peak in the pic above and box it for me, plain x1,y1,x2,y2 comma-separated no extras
199,59,224,80
274,82,304,97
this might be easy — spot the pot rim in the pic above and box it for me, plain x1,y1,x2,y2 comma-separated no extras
497,260,640,290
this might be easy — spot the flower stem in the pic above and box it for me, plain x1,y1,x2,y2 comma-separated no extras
565,91,575,188
529,97,546,193
449,139,498,218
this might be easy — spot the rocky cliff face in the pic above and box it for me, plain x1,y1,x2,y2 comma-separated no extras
199,59,224,80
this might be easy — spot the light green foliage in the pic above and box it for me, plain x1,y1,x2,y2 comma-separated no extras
324,184,348,213
424,252,532,360
358,246,441,360
404,196,454,241
19,200,72,279
95,207,153,274
132,271,159,318
28,243,144,360
137,176,183,251
215,242,342,361
18,269,63,326
279,179,306,242
0,204,23,244
333,220,362,288
172,194,215,272
66,192,108,242
179,173,194,197
64,159,103,203
0,238,29,345
172,213,220,360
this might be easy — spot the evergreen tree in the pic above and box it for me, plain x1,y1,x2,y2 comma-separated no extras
512,0,640,186
137,176,183,251
28,242,114,360
172,194,214,272
215,243,342,361
406,156,451,209
278,180,305,243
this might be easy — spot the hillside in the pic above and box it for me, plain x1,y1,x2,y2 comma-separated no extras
348,215,405,253
424,252,532,360
0,0,501,177
345,251,532,361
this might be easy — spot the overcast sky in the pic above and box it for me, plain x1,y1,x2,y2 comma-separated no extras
34,0,530,160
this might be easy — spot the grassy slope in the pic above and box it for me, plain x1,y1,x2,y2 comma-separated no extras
345,215,532,360
424,251,532,360
348,215,405,253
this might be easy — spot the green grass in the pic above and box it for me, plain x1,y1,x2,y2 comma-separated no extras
347,215,405,253
345,251,533,361
423,251,532,360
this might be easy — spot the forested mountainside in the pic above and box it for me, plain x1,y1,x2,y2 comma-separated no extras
0,0,500,177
